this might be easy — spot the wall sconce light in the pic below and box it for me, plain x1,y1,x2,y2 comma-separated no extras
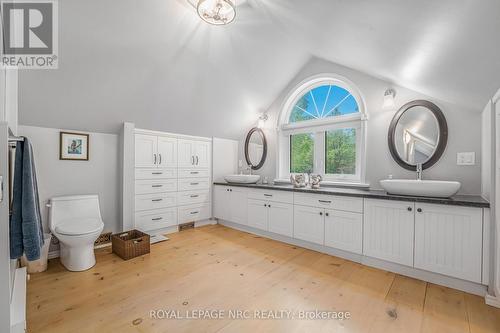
383,89,396,109
258,112,268,129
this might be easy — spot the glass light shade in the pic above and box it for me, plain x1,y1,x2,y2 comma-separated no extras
383,89,396,109
197,0,236,25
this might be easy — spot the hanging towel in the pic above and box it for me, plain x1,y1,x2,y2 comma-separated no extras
10,138,44,261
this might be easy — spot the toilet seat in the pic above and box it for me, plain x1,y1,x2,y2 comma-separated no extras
55,218,104,236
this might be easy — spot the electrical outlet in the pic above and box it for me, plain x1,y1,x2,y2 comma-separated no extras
457,152,475,166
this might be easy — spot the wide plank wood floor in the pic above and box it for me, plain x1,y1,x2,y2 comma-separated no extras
27,225,500,333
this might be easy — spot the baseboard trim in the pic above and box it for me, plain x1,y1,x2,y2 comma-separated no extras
485,294,500,308
219,220,488,297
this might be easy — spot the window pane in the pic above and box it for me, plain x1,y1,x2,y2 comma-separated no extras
289,85,359,123
290,133,314,173
325,128,356,175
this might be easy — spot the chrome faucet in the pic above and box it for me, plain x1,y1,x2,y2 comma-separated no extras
416,163,423,180
246,164,252,175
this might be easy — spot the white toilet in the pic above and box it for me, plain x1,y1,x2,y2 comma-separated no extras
48,195,104,271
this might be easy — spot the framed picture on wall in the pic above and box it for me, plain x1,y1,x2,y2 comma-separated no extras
59,132,89,161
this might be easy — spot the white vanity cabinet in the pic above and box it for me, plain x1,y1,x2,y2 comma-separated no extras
293,204,325,244
213,186,248,225
294,193,363,250
214,183,489,291
324,209,363,254
363,199,415,266
248,199,269,231
247,189,294,236
414,203,483,283
178,139,211,168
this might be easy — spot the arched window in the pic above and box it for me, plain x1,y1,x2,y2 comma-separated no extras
277,74,367,184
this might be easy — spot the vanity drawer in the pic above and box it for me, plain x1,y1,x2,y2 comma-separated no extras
177,190,211,206
178,169,210,179
135,193,177,211
178,204,211,224
135,168,177,180
135,179,177,195
247,189,293,204
294,193,363,213
135,208,178,231
178,178,210,191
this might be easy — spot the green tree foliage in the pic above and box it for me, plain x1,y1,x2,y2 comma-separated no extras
326,128,356,175
290,133,314,173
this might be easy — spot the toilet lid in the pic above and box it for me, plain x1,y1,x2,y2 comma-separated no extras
55,218,104,236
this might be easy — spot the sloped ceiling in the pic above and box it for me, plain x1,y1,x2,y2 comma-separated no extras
19,0,500,137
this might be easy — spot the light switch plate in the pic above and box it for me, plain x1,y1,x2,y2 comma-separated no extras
457,152,475,165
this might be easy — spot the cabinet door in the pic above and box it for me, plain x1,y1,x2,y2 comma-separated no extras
325,209,362,254
230,188,248,225
247,199,268,231
213,186,230,220
157,136,177,168
193,141,211,168
135,134,157,168
293,205,324,245
363,199,414,266
177,139,194,168
268,202,294,237
414,203,483,283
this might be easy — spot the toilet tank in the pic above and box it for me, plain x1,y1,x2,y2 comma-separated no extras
48,195,102,231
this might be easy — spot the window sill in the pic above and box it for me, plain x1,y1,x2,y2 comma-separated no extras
273,179,371,189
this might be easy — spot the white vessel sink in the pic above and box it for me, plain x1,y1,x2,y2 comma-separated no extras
380,179,461,198
224,174,261,184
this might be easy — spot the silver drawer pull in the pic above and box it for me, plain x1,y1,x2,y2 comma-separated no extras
190,172,199,174
319,200,332,204
152,172,163,175
152,199,163,202
190,182,199,185
152,185,163,188
264,194,273,197
190,211,199,215
190,195,199,198
152,217,163,221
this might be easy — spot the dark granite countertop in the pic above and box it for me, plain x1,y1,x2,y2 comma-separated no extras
213,182,490,208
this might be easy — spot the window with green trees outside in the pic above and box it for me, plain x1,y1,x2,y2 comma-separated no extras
282,79,365,182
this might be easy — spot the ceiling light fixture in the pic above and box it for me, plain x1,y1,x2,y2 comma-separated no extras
383,89,396,109
196,0,236,26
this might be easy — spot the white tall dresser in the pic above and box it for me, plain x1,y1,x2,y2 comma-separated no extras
134,129,212,233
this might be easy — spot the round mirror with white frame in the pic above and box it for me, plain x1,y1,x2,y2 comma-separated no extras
388,100,448,171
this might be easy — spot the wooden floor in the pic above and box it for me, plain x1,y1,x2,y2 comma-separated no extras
27,225,500,333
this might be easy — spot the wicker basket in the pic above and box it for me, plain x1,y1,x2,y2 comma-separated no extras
112,230,150,260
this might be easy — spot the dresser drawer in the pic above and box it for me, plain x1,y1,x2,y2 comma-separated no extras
178,169,210,179
135,179,177,195
178,178,210,191
294,193,363,213
247,189,293,204
135,193,177,211
135,168,177,180
135,208,178,231
177,190,210,206
178,204,211,224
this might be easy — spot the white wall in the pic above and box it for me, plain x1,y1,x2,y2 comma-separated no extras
18,125,120,233
249,57,483,195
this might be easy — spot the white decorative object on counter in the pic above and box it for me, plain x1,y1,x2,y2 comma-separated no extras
309,174,322,189
290,174,306,188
